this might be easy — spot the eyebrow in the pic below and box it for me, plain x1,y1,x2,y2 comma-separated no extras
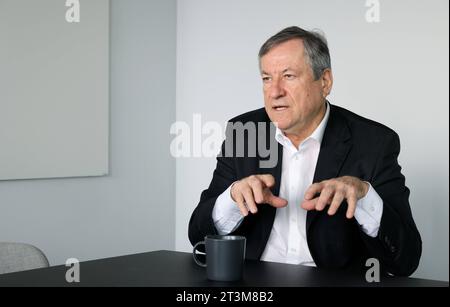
261,68,296,75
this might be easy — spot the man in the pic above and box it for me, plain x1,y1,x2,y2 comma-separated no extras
188,26,421,276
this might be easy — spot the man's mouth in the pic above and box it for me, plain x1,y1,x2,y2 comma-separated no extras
273,106,288,111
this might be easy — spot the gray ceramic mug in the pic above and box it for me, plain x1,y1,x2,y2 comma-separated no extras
193,235,246,281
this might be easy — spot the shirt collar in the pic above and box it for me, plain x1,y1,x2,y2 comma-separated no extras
275,101,330,149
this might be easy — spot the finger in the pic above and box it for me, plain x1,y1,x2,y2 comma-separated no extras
242,187,258,214
257,174,276,188
267,194,288,208
316,187,334,211
304,182,324,200
301,198,318,210
327,190,345,215
263,188,287,208
346,191,357,219
234,193,249,217
249,179,265,205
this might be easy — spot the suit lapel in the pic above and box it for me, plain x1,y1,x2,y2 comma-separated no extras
306,104,353,231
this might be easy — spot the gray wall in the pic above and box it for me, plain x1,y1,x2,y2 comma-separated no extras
0,0,109,181
0,0,176,265
175,0,449,281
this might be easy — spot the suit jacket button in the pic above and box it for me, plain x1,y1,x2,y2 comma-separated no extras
390,245,396,253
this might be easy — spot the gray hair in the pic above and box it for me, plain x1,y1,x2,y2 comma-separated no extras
259,26,331,80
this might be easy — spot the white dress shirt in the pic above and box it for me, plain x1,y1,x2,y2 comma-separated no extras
212,103,383,266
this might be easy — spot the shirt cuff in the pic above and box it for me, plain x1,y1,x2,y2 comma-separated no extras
212,183,245,235
354,182,384,238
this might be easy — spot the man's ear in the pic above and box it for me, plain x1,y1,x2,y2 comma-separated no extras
321,69,333,98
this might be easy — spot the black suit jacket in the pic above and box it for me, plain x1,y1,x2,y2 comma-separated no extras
188,104,422,276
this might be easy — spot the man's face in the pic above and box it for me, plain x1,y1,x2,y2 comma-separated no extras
260,39,332,136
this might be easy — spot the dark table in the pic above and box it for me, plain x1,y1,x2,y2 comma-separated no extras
0,250,447,287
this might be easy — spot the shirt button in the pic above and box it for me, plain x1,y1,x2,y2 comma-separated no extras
291,218,296,223
370,205,375,212
290,248,297,253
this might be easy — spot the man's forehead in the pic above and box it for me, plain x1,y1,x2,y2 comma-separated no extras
260,55,304,74
264,39,305,57
260,39,306,72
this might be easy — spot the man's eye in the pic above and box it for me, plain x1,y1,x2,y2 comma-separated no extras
284,74,295,80
262,77,271,82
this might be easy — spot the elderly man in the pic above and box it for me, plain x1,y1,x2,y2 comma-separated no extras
188,26,421,276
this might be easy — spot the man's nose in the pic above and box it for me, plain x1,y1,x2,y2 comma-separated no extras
269,80,286,99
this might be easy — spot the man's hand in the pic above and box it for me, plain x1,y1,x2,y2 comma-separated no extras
231,174,288,216
301,176,369,219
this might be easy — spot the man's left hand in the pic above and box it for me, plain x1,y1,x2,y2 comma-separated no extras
301,176,369,219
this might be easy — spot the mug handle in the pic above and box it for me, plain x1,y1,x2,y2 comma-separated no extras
193,241,207,267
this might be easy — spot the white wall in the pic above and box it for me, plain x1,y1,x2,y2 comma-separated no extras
0,0,177,265
176,0,449,281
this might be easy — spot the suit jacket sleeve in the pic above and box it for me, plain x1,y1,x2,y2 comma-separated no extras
359,130,422,276
188,140,236,246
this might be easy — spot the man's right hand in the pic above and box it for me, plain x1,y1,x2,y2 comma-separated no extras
230,174,288,216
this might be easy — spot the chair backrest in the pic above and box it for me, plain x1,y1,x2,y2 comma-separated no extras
0,242,49,275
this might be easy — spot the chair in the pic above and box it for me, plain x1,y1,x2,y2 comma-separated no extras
0,242,49,275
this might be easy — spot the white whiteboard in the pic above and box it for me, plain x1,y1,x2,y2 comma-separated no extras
0,0,109,180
